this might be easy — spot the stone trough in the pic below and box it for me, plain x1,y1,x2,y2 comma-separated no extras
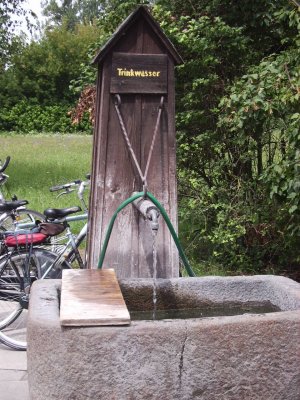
27,275,300,400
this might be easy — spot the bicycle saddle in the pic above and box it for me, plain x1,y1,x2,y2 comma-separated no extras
43,206,81,220
0,200,28,212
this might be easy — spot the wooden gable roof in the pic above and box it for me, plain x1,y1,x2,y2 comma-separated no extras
92,5,183,65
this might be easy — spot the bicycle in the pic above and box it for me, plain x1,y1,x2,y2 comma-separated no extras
47,177,89,255
15,176,89,257
0,156,44,232
0,202,88,350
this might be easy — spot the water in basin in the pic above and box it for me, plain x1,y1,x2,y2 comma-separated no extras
130,303,281,320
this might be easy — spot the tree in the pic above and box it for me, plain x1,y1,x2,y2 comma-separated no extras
0,0,27,67
0,22,101,107
42,0,78,30
168,1,300,274
41,0,107,30
0,21,101,132
216,8,300,271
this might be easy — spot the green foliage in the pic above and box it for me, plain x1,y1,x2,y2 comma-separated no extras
42,0,79,30
0,0,27,68
0,101,91,133
174,3,300,274
0,22,99,133
157,0,297,56
0,23,101,107
42,0,107,29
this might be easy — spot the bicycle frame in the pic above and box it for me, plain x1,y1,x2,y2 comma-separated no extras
16,178,89,265
16,212,88,230
39,222,87,278
0,219,87,282
4,177,89,270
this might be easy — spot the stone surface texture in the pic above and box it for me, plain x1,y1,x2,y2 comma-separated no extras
27,276,300,400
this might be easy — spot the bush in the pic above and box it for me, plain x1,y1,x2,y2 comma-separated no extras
0,101,92,133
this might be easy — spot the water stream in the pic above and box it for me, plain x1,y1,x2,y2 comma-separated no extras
151,228,158,320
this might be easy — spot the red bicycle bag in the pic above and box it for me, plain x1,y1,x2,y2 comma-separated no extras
5,233,48,247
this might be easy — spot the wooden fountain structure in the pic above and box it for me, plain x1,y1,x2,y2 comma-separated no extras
87,6,183,278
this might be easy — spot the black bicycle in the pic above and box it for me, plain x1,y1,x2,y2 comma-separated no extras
0,204,87,350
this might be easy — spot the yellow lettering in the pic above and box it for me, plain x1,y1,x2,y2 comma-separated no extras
117,67,162,78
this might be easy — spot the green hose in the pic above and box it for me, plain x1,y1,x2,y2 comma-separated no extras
97,191,196,277
97,192,143,270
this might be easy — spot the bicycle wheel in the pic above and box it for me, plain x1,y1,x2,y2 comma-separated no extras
0,251,32,351
0,248,70,350
32,247,71,279
0,208,45,231
49,231,70,254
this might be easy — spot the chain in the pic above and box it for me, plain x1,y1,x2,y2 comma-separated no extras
114,95,144,183
113,94,164,195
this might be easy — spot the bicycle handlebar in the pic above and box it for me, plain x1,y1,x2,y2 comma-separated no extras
0,156,10,173
50,174,90,193
50,180,82,192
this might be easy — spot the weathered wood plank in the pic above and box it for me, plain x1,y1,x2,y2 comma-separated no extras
60,269,131,326
87,59,112,269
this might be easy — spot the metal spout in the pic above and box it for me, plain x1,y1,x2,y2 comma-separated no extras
148,208,159,231
132,193,160,231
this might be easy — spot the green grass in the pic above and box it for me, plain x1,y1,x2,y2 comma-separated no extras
0,134,92,214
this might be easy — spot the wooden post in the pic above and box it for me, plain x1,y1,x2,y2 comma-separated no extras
87,6,182,278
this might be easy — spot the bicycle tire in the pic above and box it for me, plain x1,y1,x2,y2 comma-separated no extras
33,247,71,279
0,252,28,350
0,208,45,231
0,248,70,350
0,331,27,350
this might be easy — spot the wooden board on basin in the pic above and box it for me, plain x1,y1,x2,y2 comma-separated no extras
60,269,131,326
